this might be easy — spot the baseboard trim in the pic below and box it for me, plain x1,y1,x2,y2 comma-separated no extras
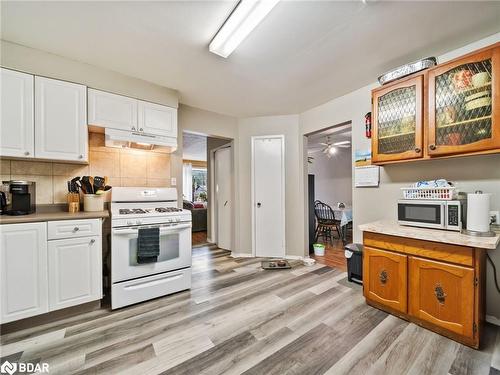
486,314,500,327
230,252,253,258
206,237,213,243
284,255,304,260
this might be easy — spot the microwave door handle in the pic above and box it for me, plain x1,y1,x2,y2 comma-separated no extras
441,204,446,227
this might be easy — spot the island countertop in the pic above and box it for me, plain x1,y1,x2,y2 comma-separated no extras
359,220,500,250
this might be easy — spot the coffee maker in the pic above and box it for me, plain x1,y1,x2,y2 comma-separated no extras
3,181,36,215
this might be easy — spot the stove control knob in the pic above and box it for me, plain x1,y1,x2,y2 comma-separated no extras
127,220,134,225
168,218,173,223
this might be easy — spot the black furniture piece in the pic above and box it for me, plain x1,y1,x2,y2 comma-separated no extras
345,243,363,285
314,200,341,245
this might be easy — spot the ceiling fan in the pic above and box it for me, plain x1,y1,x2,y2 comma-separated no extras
311,136,351,157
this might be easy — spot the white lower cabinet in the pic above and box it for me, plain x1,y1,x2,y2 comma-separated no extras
48,236,102,311
0,222,48,323
0,219,103,323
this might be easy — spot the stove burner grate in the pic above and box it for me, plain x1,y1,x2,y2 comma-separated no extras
155,207,182,213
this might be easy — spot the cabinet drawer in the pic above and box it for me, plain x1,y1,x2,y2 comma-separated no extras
363,247,407,313
48,219,101,240
409,256,474,338
364,232,473,266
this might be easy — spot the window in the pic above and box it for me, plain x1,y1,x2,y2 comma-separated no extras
192,167,207,202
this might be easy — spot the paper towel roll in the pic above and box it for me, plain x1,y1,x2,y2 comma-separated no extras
467,193,491,232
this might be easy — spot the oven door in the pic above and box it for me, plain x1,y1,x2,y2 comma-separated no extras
112,223,192,283
397,200,445,229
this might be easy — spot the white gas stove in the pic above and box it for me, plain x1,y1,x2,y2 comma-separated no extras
110,187,192,309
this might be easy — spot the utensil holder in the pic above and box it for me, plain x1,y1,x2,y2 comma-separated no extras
67,193,80,213
83,194,104,212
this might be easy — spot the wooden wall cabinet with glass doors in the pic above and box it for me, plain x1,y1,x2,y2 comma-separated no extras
371,42,500,164
372,74,425,163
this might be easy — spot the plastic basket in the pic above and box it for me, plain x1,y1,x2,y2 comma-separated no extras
401,187,457,200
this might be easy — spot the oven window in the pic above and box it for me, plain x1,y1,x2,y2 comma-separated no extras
128,232,180,266
398,203,441,224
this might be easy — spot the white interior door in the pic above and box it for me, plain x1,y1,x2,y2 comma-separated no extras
252,136,285,258
215,147,232,250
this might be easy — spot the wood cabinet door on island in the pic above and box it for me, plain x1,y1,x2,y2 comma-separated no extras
372,75,424,163
363,247,407,313
427,45,500,156
408,256,475,338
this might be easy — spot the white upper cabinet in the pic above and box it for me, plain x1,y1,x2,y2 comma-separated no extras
35,76,87,162
88,89,138,131
0,222,48,323
138,100,177,138
0,68,34,158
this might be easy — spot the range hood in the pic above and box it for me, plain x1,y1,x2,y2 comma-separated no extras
105,128,177,153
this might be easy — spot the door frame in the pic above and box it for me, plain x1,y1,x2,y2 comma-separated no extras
211,144,233,250
251,135,286,258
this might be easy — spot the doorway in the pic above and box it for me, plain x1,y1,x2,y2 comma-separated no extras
306,122,353,270
214,146,232,250
252,135,285,258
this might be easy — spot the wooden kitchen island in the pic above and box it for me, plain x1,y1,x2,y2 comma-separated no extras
359,220,500,349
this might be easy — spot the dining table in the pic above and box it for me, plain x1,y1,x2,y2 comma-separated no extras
333,205,353,243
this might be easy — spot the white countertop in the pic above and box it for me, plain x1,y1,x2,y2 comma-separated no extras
359,220,500,250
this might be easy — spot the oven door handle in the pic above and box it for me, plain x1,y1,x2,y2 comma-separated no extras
113,223,191,235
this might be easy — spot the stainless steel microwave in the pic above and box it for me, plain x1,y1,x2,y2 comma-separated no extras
397,199,466,231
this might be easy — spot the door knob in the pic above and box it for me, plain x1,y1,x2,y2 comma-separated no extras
257,202,262,208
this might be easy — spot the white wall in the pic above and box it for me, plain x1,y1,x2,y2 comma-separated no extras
0,40,178,107
299,32,500,320
236,115,305,257
308,147,352,208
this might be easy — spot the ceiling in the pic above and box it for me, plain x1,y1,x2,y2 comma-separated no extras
308,123,351,152
2,1,500,117
183,132,207,161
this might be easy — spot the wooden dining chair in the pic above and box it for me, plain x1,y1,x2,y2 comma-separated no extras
314,200,341,245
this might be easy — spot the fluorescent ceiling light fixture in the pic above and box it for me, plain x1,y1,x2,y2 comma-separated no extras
333,141,350,146
209,0,280,58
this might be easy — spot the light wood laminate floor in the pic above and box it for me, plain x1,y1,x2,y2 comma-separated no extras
1,246,499,375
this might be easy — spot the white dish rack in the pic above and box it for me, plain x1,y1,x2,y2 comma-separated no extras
401,186,457,200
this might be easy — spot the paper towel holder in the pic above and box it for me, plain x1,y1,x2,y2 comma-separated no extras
461,191,496,237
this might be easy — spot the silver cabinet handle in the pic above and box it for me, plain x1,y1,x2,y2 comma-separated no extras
73,227,80,232
132,127,136,131
24,151,30,156
139,128,143,132
90,239,95,244
78,154,83,159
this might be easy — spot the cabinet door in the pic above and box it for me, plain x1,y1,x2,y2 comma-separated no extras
409,257,474,338
48,236,102,311
88,89,138,131
0,68,34,158
372,75,424,163
428,46,500,156
0,222,48,323
363,247,407,313
138,100,177,137
35,76,87,162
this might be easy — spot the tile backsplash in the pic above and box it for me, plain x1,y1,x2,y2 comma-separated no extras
0,133,171,204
